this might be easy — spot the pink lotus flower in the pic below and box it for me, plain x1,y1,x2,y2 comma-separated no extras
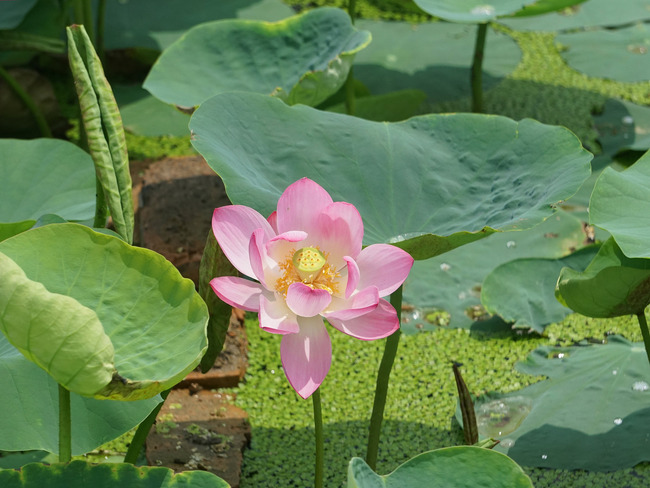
210,178,413,398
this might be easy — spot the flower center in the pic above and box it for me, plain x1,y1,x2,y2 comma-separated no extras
275,246,341,297
292,247,326,282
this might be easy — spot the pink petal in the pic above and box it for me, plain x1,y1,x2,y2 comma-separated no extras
343,256,359,299
311,202,364,265
327,298,399,341
276,178,332,235
285,282,332,317
248,229,268,287
212,206,275,278
281,316,331,398
323,286,379,321
210,276,263,312
356,244,414,297
259,294,299,335
267,211,278,233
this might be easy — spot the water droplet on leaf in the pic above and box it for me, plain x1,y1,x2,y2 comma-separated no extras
501,438,515,448
622,115,634,125
402,308,422,324
440,263,451,272
614,418,623,425
475,396,532,438
633,381,649,392
541,454,548,460
506,240,516,249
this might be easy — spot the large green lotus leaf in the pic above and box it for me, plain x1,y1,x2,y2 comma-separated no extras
0,460,230,487
469,336,650,471
556,237,650,317
0,334,159,455
594,99,650,157
113,84,190,137
556,23,650,83
103,0,293,51
481,245,599,332
411,0,586,23
0,253,115,396
190,92,591,261
0,224,208,400
347,447,532,487
508,0,587,17
402,210,586,328
143,8,371,108
0,0,37,29
589,150,650,258
500,0,650,31
411,0,538,22
0,138,95,224
353,20,520,104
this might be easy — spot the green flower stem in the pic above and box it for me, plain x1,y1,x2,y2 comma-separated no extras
312,387,324,488
366,285,403,470
637,312,650,365
123,389,170,464
58,384,72,463
0,65,52,138
471,22,488,113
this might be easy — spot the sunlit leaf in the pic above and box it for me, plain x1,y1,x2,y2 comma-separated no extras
0,224,208,400
0,252,115,396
